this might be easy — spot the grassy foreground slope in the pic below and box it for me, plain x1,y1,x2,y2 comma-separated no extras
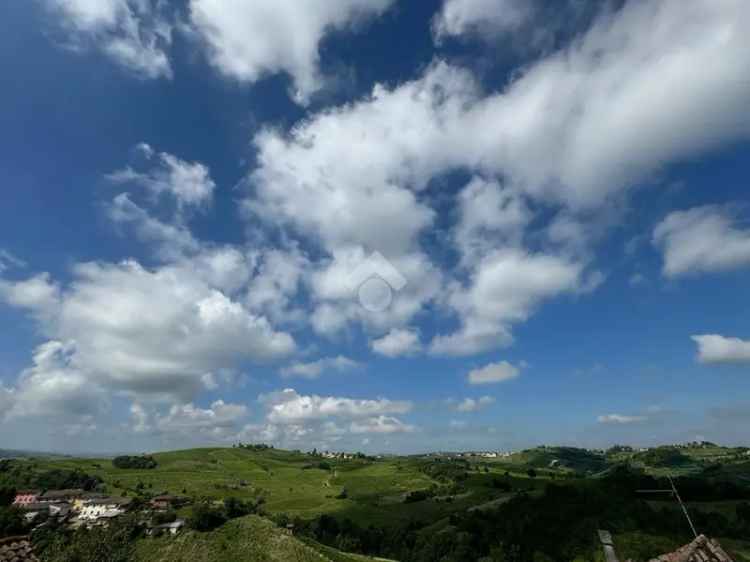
134,514,371,562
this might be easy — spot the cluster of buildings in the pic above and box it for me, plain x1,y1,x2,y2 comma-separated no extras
11,490,188,533
12,489,131,527
319,451,357,460
431,451,515,459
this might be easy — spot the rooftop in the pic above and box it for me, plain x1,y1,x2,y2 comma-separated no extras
645,535,734,562
0,536,38,562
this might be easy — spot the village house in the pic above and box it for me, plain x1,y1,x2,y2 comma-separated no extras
71,492,107,512
39,489,85,504
17,503,49,523
12,491,40,507
150,495,188,511
78,497,131,521
147,519,185,537
48,503,72,519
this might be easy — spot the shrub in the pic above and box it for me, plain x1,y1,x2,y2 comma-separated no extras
112,455,158,470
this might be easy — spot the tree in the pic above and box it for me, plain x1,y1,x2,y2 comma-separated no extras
0,506,24,538
187,503,226,531
112,455,157,469
527,468,537,478
0,487,15,507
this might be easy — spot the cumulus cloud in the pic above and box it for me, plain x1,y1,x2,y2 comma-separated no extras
433,0,535,41
0,258,295,411
44,0,173,78
467,361,521,385
454,396,495,412
263,388,412,424
246,0,750,351
108,193,201,261
107,144,216,212
349,415,415,434
431,250,584,355
370,328,422,357
692,334,750,364
154,400,248,435
0,273,61,324
653,205,750,277
454,178,530,266
189,0,395,103
597,414,647,424
229,388,418,448
2,340,102,422
280,355,361,379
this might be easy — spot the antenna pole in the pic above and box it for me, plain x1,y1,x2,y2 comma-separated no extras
667,475,698,539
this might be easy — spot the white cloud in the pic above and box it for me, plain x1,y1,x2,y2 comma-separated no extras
108,193,201,260
3,341,102,422
467,361,520,385
0,273,61,324
247,0,750,350
107,145,216,212
155,400,248,435
350,415,415,434
45,0,173,79
244,247,309,325
189,0,395,103
431,250,584,355
262,388,412,425
229,388,418,447
433,0,534,41
692,334,750,364
597,414,647,424
280,355,361,379
0,250,25,273
1,258,295,408
653,205,750,278
454,177,530,266
130,403,151,433
455,396,495,412
370,328,421,358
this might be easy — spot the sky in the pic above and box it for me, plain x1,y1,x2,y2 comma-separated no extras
1,0,750,455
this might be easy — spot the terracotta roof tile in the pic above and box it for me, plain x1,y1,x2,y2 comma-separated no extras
647,535,734,562
0,537,39,562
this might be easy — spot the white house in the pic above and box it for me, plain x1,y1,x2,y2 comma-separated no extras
78,498,130,521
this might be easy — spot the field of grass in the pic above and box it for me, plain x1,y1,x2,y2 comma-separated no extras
31,448,509,526
9,444,750,562
26,443,746,529
134,514,367,562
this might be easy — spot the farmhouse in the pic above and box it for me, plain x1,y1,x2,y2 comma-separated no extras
12,491,39,506
69,492,107,512
39,489,85,503
147,519,186,536
17,503,49,523
150,495,188,510
78,497,131,521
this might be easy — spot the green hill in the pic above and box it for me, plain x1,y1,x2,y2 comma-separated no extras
135,514,373,562
514,446,607,473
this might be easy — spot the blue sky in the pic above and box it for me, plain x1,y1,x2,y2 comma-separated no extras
1,0,750,454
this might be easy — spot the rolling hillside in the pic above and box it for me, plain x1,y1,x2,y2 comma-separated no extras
134,514,373,562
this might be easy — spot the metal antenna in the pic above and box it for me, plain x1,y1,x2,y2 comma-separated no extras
637,474,698,538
